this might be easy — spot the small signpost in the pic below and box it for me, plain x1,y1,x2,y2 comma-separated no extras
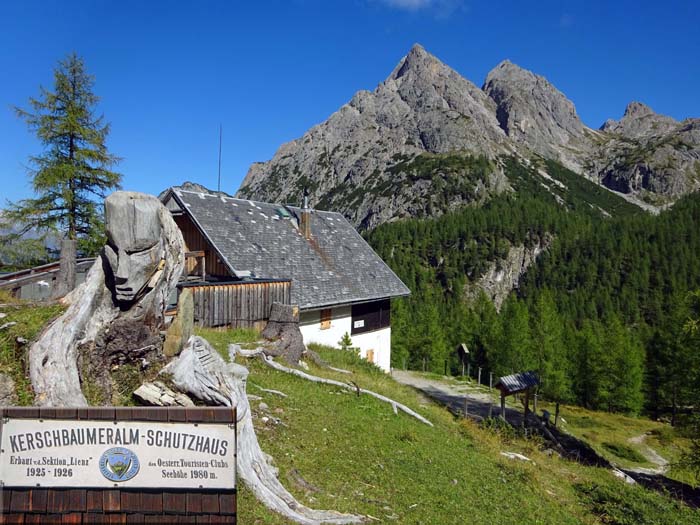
456,344,469,378
0,407,237,523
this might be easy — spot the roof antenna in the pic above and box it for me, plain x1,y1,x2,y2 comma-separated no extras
217,123,222,192
302,187,309,210
300,187,311,239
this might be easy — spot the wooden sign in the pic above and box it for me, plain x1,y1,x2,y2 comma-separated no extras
0,407,237,523
0,419,236,489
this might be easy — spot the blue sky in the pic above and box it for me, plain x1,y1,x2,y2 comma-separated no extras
1,0,698,204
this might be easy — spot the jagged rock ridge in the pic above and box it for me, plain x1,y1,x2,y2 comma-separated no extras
238,44,700,227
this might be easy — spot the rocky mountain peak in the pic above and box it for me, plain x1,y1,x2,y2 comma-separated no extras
391,43,432,79
483,59,588,172
601,101,678,139
239,44,508,227
624,101,655,118
238,45,700,223
488,59,522,76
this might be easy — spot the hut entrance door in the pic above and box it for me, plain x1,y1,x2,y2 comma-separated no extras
366,349,375,363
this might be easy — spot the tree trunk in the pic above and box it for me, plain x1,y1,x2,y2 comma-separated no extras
68,133,76,241
53,239,77,299
262,303,307,365
30,193,186,406
671,386,677,427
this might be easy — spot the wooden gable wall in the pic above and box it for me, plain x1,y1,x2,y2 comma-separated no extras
173,214,232,278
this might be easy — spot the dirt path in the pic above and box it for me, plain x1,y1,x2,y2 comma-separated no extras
627,433,669,475
391,370,525,426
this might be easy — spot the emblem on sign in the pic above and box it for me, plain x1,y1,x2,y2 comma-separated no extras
99,447,140,482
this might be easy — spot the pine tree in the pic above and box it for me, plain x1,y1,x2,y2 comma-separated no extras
574,321,606,409
604,315,644,414
3,53,121,255
471,291,500,370
338,332,353,352
493,295,534,376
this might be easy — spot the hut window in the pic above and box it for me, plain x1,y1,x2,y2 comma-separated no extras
320,308,332,330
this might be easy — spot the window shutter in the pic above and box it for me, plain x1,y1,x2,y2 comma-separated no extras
320,308,332,330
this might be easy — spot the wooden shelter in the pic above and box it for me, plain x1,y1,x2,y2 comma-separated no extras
495,371,540,425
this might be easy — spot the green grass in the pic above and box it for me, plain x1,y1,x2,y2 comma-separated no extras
194,327,261,362
0,291,65,405
602,442,648,463
534,401,664,472
575,481,697,525
193,332,698,524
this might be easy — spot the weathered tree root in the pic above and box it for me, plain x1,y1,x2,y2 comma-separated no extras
260,355,433,427
230,343,353,375
166,336,365,525
251,383,288,398
303,348,353,375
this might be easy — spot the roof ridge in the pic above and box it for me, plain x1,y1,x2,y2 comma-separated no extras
171,187,345,216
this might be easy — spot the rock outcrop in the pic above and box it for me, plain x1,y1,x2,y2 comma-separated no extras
464,240,548,311
595,104,700,201
601,102,679,140
0,373,17,405
239,44,510,229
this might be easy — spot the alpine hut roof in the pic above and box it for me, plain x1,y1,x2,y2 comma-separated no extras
161,187,410,310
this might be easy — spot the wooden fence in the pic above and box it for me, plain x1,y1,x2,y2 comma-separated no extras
0,406,237,524
0,259,95,300
182,279,291,330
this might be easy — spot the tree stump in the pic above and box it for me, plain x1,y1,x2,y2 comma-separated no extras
262,303,306,365
30,192,185,406
165,336,364,525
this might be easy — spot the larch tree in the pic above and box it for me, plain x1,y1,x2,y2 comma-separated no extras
678,290,700,481
531,289,572,407
3,53,121,255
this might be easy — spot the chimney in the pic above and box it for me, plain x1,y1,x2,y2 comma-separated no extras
300,188,311,240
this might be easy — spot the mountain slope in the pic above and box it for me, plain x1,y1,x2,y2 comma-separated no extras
199,333,698,524
238,45,699,225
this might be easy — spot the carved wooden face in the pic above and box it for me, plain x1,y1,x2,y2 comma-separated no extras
104,193,164,304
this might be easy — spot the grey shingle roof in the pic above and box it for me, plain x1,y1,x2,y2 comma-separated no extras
165,188,410,310
495,371,540,395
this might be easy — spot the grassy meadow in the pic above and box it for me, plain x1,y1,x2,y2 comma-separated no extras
198,328,699,524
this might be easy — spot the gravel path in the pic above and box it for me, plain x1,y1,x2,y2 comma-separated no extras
627,433,669,475
391,370,526,425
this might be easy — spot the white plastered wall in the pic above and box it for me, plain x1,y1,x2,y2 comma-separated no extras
299,306,391,373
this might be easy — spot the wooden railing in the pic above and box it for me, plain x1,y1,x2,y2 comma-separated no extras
0,259,96,296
